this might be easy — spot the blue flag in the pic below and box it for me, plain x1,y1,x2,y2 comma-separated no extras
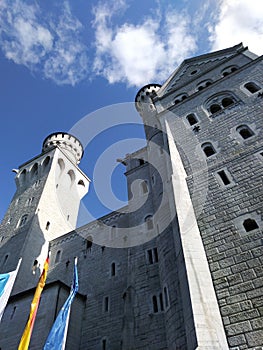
43,258,78,350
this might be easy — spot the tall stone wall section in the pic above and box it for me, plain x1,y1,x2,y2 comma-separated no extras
162,54,263,348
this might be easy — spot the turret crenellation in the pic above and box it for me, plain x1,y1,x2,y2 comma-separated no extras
42,132,83,164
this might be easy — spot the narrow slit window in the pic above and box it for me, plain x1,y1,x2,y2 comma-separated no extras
217,170,231,186
46,221,50,230
102,339,106,350
243,218,259,232
153,247,158,263
159,293,164,311
152,295,158,313
164,287,169,308
111,263,116,276
104,297,109,312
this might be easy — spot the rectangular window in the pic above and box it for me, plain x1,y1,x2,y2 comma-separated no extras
216,169,233,187
147,249,153,264
217,170,231,185
147,247,158,264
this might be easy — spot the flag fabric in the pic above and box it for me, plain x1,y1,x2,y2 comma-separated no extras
18,255,49,350
43,257,79,350
0,258,22,322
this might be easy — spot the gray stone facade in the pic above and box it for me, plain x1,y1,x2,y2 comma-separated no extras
0,43,262,349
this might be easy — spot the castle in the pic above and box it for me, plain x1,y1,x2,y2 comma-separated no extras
0,43,262,349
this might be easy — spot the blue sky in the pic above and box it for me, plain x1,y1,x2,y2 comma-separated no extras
0,0,263,225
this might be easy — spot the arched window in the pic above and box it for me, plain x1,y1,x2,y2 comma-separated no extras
186,113,198,126
31,163,38,178
201,142,216,157
141,181,148,194
20,169,27,183
222,97,234,108
67,170,75,185
58,158,65,175
210,104,222,114
243,218,259,232
42,156,50,168
55,250,61,263
236,125,254,139
244,82,261,94
18,214,28,227
145,215,153,230
78,179,85,187
222,66,238,77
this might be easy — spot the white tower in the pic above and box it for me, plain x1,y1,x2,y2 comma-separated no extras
0,132,90,293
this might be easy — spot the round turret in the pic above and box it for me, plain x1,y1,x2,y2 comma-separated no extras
135,84,161,116
42,132,84,164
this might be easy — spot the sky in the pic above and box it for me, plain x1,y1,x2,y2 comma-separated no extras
0,0,263,226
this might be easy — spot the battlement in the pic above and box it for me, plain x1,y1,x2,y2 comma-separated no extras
42,132,83,164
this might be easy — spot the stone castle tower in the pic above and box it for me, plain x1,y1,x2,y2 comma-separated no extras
0,43,262,349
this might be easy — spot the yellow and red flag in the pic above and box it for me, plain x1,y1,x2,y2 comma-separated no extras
18,255,49,350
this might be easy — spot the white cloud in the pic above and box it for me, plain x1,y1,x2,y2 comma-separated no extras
209,0,263,55
0,0,89,85
92,2,197,87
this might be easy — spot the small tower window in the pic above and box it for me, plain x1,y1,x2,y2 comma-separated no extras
31,163,38,178
42,156,50,168
237,125,255,139
244,82,261,94
186,113,198,126
18,214,28,227
145,215,153,230
78,180,85,187
141,181,148,194
86,236,93,250
45,221,50,230
201,142,216,157
55,250,61,263
147,247,158,264
111,263,116,277
138,159,145,166
243,218,259,232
